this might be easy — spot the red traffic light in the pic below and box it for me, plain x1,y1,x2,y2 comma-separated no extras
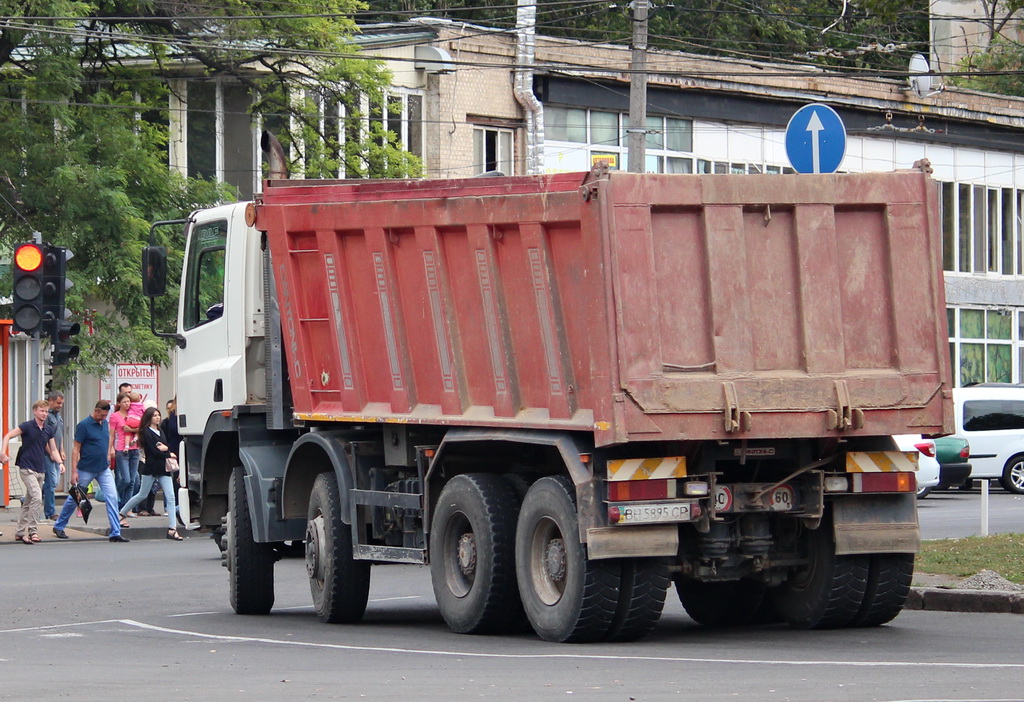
14,243,43,272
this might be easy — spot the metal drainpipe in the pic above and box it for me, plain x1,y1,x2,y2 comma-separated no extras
514,1,544,175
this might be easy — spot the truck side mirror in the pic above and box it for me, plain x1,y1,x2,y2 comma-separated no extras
142,246,167,297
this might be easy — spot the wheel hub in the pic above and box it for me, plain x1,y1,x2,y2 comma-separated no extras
457,533,477,577
544,537,567,582
305,515,326,582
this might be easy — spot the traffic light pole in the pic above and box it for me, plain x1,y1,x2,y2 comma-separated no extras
30,231,41,402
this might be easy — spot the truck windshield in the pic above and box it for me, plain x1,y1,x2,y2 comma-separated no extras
183,219,227,331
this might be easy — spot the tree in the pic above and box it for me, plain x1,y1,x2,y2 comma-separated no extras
0,0,419,382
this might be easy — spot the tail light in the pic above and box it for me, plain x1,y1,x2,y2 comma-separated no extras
913,441,936,458
960,443,970,459
851,472,916,493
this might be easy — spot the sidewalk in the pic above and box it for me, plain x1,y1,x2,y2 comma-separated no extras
1,493,192,542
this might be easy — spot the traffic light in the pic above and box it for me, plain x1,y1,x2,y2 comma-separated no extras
50,319,80,367
12,242,45,334
41,244,73,328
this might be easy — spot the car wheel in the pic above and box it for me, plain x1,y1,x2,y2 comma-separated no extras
1000,455,1024,494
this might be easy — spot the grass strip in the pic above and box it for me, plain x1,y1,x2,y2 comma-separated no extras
917,533,1024,584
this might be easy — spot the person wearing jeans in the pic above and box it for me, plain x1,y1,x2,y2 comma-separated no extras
42,390,66,520
108,393,140,513
53,400,129,542
120,406,181,540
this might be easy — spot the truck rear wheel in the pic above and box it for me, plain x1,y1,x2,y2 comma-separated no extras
851,553,914,627
771,519,869,629
676,578,767,627
605,558,669,641
430,474,522,634
307,471,370,623
228,468,276,615
515,475,620,643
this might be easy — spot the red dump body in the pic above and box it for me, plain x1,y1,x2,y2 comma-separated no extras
255,169,952,448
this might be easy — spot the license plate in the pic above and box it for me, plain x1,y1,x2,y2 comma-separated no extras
615,501,694,525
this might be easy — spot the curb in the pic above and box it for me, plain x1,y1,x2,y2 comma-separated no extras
906,587,1024,614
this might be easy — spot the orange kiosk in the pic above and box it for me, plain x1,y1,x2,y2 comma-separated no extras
1,320,11,507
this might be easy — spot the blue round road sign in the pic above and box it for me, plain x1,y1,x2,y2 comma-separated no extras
784,104,847,174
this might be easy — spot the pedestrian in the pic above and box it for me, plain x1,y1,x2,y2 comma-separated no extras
109,392,140,514
162,397,183,522
52,400,130,543
120,407,182,540
42,390,67,521
0,400,64,544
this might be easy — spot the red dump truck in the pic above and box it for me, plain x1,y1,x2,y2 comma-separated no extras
144,158,951,642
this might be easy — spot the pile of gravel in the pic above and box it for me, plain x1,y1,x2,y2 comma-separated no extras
957,570,1024,592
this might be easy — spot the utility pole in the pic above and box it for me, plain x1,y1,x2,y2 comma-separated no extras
627,0,649,173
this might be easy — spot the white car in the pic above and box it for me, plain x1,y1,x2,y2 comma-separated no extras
954,385,1024,494
893,434,941,499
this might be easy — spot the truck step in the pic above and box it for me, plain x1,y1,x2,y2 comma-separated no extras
350,488,422,510
354,544,426,564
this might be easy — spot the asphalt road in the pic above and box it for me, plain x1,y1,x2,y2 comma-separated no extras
1,534,1022,701
917,485,1024,540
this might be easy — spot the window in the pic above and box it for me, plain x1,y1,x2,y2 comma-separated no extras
473,126,513,174
948,307,1015,385
545,106,587,142
544,107,694,174
183,221,227,331
963,400,1024,431
940,181,1020,275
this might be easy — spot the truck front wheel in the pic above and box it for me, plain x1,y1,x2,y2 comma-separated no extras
430,473,522,634
771,519,869,629
307,471,370,623
228,468,276,615
515,475,620,643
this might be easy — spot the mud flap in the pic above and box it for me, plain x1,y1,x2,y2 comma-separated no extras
831,494,919,555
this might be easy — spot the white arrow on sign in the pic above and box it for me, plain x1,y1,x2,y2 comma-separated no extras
805,110,824,174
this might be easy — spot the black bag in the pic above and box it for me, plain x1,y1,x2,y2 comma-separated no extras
68,485,94,524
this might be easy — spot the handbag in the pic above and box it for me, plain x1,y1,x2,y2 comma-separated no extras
165,455,179,473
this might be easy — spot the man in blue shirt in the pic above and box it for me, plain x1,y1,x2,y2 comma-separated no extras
53,400,129,543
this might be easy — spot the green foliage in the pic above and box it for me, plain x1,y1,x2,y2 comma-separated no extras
918,533,1024,584
0,0,416,374
949,38,1024,97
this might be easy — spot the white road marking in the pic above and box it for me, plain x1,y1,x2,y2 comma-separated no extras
115,620,1024,669
4,618,1024,672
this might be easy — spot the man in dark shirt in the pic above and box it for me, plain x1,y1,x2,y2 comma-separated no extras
53,400,129,543
0,400,63,544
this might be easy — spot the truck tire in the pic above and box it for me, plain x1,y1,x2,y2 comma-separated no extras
515,475,620,643
430,473,523,634
307,471,370,624
771,519,869,629
851,553,914,627
228,468,276,615
676,578,767,627
1000,455,1024,494
605,558,669,641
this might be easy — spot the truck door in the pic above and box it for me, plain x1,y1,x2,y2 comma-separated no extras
176,208,242,437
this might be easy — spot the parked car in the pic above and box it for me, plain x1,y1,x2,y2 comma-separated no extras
953,384,1024,494
932,435,972,490
893,434,941,499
